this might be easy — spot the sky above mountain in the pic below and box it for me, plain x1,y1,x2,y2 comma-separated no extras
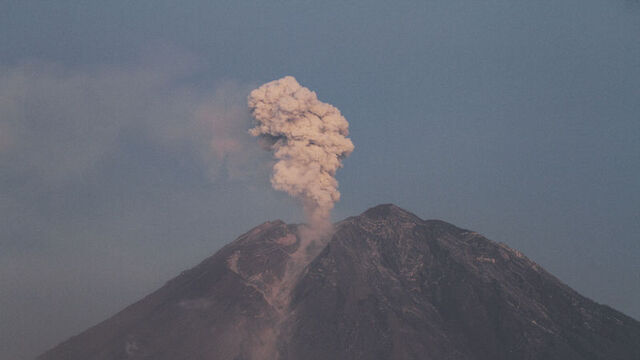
1,1,639,359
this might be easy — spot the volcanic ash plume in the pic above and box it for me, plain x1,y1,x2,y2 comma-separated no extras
248,76,354,230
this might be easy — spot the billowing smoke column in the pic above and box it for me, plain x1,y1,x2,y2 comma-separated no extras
248,76,354,231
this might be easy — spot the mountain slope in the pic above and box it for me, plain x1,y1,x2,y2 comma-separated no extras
38,204,640,360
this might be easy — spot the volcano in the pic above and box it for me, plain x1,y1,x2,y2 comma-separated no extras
38,204,640,360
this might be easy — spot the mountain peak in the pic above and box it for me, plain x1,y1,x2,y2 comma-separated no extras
359,203,423,222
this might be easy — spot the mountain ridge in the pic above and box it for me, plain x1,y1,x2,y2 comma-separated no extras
38,204,640,360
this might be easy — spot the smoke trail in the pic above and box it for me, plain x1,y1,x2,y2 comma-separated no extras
248,76,354,230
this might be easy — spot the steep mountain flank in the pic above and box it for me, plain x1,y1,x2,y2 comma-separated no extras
39,204,640,360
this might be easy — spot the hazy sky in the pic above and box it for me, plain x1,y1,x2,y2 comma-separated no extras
1,1,639,359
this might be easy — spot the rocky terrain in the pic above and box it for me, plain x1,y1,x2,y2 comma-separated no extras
38,204,640,359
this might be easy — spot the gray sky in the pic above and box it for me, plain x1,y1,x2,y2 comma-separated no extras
1,1,639,359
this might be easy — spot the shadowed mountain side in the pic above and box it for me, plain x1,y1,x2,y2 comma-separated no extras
38,204,640,360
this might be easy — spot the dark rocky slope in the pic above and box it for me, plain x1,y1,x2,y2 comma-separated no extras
39,204,640,360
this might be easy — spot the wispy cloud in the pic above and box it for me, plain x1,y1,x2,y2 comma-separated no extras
0,58,262,188
0,54,277,358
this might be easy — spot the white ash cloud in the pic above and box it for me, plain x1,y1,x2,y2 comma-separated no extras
248,76,354,229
